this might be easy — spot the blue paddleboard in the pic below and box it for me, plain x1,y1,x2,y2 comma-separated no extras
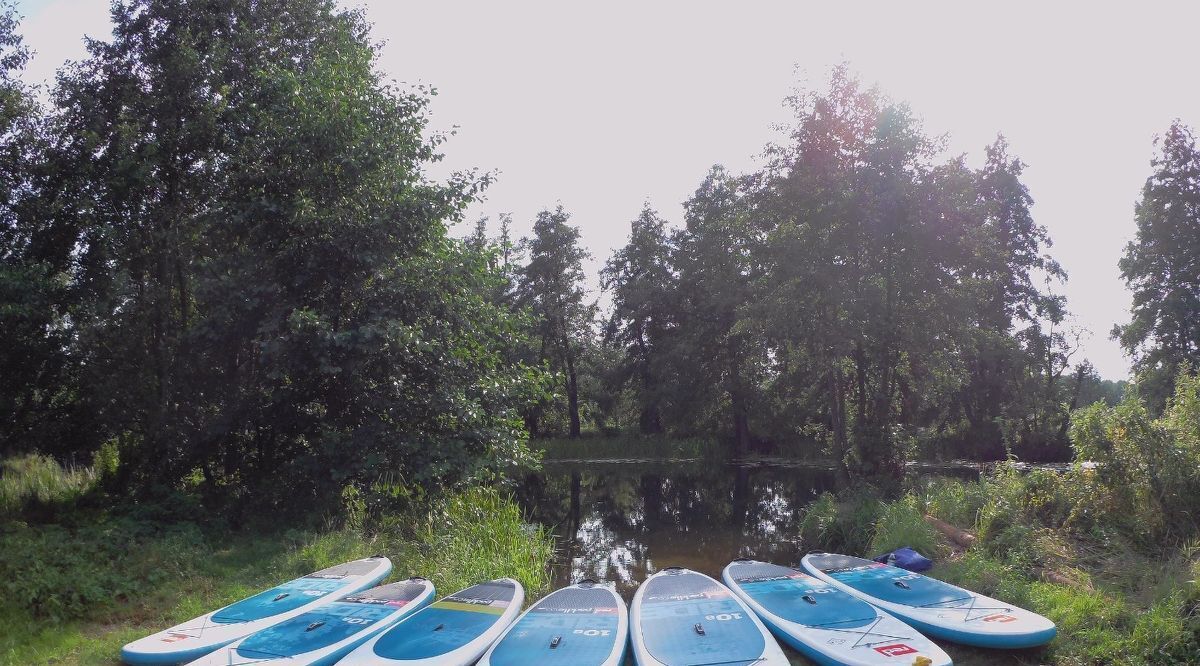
121,556,392,665
802,553,1056,649
338,578,524,666
723,559,951,666
630,566,789,666
187,577,435,665
478,580,627,666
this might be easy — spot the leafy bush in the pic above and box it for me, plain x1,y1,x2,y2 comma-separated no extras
0,520,204,622
919,475,990,529
0,484,555,664
798,489,882,555
1067,371,1200,543
870,494,940,558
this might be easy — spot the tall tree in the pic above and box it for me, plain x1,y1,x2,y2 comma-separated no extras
517,206,592,438
0,1,78,456
33,0,543,506
1114,120,1200,411
675,167,766,455
955,137,1072,460
601,203,676,434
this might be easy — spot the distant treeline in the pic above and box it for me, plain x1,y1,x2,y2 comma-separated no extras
1,1,1196,504
490,74,1196,481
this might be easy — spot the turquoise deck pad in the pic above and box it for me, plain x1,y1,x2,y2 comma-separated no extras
730,562,876,628
373,580,516,661
235,580,430,658
488,586,621,666
814,555,971,608
640,571,766,666
212,577,347,624
120,557,391,666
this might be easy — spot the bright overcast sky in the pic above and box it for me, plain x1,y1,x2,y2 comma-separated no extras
15,1,1200,380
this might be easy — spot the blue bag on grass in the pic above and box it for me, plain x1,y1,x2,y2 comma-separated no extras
872,546,933,572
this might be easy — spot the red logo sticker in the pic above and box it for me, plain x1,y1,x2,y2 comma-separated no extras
160,634,192,643
874,643,918,657
983,613,1017,623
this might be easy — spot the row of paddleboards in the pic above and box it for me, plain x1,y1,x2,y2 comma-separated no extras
122,553,1056,666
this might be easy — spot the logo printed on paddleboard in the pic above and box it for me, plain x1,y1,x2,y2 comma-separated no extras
874,643,918,657
160,633,192,643
982,613,1018,623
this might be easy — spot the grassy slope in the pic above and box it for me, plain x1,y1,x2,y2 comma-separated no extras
0,457,554,666
801,474,1200,665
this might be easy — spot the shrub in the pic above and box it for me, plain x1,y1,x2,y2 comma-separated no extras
870,494,940,557
1067,371,1200,544
798,488,882,556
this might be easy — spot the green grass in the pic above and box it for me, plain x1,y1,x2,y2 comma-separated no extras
796,465,1200,665
0,453,100,517
0,457,555,666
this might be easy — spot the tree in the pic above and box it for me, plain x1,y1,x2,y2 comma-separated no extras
955,137,1072,460
0,1,82,457
517,206,593,438
601,203,676,434
1114,120,1200,412
674,167,766,455
34,0,543,507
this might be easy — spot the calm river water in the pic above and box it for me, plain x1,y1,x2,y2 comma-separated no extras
513,457,1036,666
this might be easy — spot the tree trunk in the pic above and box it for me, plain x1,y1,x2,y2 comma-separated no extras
562,333,581,438
732,399,751,457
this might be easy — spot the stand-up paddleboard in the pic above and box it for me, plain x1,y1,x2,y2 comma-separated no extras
802,553,1056,649
478,580,627,666
722,559,952,666
122,556,392,665
630,566,789,666
338,578,524,666
185,577,435,666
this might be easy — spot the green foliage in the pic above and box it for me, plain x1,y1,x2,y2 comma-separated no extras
798,489,882,555
0,483,553,664
0,0,548,507
1114,121,1200,413
0,454,99,520
920,475,990,528
601,204,676,435
1066,369,1200,542
870,494,940,557
0,520,204,623
516,206,594,439
409,487,554,596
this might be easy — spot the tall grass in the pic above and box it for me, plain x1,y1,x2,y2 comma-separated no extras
0,474,554,665
0,454,99,517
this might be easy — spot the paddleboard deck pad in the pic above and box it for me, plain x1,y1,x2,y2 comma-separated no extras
186,577,435,665
803,553,1056,649
630,567,788,666
479,581,627,666
122,556,392,665
339,578,524,666
723,559,951,666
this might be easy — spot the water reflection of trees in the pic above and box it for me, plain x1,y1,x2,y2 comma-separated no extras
515,462,841,599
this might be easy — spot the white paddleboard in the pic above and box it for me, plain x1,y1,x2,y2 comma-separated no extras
478,580,627,666
802,553,1055,649
338,578,524,666
121,556,391,665
185,576,434,666
723,559,951,666
630,566,789,666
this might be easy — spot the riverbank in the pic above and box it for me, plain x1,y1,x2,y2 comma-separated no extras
0,455,554,665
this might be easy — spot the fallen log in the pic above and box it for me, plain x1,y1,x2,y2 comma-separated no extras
925,514,977,549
